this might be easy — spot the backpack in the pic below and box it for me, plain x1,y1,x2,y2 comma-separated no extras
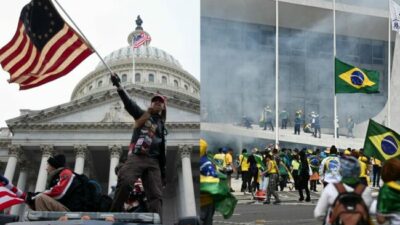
329,183,370,225
72,173,112,212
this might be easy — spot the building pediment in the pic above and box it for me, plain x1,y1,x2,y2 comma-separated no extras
7,86,200,128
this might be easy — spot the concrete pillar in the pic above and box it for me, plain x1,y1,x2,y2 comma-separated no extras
178,144,196,217
177,169,185,217
4,145,21,182
108,145,122,194
73,145,87,174
35,145,53,192
10,162,28,215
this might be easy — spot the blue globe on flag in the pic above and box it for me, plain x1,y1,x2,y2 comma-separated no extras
381,135,398,156
350,71,364,86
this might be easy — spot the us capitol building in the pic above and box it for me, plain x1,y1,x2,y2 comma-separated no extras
0,17,200,224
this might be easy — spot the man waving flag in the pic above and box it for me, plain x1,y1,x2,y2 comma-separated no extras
0,0,93,90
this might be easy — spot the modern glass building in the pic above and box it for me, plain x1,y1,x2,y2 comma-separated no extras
201,0,393,139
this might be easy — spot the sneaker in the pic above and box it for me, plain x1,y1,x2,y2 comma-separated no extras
273,200,281,204
305,197,311,202
299,197,304,201
263,201,271,204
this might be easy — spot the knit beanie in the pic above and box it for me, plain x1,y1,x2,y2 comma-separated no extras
47,154,66,169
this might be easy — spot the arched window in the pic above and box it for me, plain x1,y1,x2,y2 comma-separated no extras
162,76,167,84
97,80,103,87
184,84,188,90
121,74,127,82
135,73,141,82
174,80,179,87
88,85,93,91
149,73,154,83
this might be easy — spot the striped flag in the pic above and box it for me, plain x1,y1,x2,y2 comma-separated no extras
0,0,93,90
0,186,24,210
132,31,151,49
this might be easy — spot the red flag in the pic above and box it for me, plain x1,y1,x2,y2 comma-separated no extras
0,0,93,90
0,187,24,210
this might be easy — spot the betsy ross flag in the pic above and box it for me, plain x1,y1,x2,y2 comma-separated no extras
363,119,400,162
0,0,93,90
335,58,380,94
132,32,151,49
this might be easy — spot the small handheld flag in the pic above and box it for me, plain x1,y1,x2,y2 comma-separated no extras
0,0,93,90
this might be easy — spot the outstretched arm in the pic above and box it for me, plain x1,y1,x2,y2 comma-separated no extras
110,73,144,119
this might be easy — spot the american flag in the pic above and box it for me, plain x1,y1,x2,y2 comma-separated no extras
132,32,151,49
0,0,93,90
0,181,25,211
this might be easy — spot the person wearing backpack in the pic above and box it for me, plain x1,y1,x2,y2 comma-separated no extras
110,74,167,217
376,158,400,225
25,154,85,212
319,146,341,187
314,156,373,225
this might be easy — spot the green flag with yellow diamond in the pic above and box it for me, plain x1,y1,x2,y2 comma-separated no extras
363,119,400,162
335,58,380,93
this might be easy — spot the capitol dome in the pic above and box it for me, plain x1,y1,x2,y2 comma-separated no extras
71,17,199,101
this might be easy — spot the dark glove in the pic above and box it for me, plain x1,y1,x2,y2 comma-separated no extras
0,175,9,186
110,73,121,87
25,192,38,210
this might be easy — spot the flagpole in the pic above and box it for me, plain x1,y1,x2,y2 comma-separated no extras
388,0,391,127
53,0,114,75
333,0,337,145
275,0,279,147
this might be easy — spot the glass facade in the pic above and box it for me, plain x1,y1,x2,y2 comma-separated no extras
201,17,389,133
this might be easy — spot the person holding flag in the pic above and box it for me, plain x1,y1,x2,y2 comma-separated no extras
376,158,400,224
200,139,237,225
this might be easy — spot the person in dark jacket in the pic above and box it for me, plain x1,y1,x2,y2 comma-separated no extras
298,150,311,202
109,74,166,217
26,154,83,211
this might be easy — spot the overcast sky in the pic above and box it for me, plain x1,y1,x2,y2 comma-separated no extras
0,0,200,127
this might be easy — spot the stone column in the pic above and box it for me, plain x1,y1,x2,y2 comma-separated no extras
108,145,122,194
4,145,21,182
73,145,87,174
10,161,28,215
35,145,53,192
178,144,196,217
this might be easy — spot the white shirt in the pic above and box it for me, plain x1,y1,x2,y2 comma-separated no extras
314,183,373,225
319,156,341,183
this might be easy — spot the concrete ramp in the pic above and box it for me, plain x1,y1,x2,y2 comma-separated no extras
201,123,364,149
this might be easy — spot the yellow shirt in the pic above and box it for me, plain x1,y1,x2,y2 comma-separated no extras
239,154,250,171
213,153,226,167
268,160,278,174
359,160,368,178
372,158,382,167
225,153,233,165
291,160,300,170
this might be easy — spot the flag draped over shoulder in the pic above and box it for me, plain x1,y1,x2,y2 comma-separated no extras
0,0,93,90
200,155,237,219
377,181,400,214
363,119,400,162
335,58,379,94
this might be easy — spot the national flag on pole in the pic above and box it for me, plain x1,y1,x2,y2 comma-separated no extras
363,119,400,162
0,186,25,210
0,0,93,90
390,0,400,33
335,58,380,94
132,32,151,49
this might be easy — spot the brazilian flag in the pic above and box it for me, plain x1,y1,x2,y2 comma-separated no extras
363,119,400,162
335,58,379,93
